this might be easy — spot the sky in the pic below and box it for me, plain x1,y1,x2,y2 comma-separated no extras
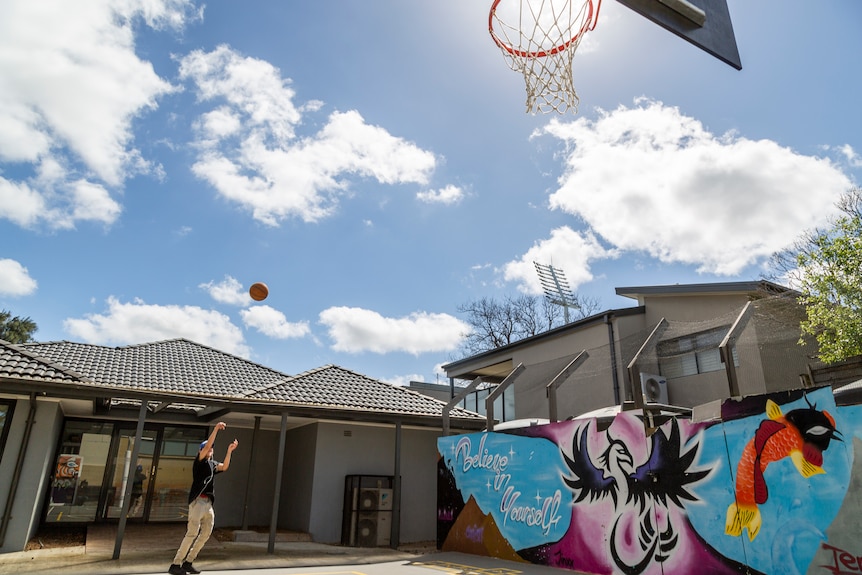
1,0,860,387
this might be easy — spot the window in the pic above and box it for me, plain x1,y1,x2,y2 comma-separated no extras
0,400,15,464
458,386,513,422
657,326,739,378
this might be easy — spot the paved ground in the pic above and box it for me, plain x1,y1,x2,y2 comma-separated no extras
0,525,583,575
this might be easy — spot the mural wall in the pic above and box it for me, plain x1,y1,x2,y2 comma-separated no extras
437,386,862,575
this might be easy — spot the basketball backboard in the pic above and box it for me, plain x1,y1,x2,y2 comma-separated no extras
616,0,741,70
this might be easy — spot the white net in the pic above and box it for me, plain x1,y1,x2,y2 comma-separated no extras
489,0,600,114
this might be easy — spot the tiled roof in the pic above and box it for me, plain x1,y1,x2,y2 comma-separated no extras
16,339,482,421
20,339,290,397
0,339,87,383
247,364,480,418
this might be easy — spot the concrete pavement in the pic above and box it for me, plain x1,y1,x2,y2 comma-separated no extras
0,525,585,575
0,524,424,575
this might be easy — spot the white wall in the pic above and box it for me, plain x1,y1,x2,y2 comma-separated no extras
309,422,440,544
277,423,317,532
0,397,63,553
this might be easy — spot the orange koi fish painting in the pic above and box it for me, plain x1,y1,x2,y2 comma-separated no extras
726,398,841,541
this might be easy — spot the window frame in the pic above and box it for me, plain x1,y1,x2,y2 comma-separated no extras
657,326,739,378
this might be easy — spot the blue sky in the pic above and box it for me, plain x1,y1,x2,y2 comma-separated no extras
1,0,859,386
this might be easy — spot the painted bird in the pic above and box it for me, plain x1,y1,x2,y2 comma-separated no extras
725,398,842,541
562,419,708,574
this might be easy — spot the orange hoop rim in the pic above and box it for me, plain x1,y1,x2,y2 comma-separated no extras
489,0,602,59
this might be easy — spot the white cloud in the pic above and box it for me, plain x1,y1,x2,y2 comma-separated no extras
0,259,38,296
63,297,250,357
387,374,426,387
417,185,465,205
240,305,310,339
503,226,616,293
537,99,854,275
179,45,438,225
839,144,862,168
68,180,123,225
0,170,122,230
0,0,198,230
200,275,249,306
0,178,46,227
319,307,468,355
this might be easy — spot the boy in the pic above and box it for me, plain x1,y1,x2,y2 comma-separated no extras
168,422,238,575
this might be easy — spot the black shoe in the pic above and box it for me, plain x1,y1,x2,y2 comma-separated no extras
168,565,186,575
182,562,201,574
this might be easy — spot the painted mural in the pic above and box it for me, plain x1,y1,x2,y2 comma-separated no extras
437,386,862,575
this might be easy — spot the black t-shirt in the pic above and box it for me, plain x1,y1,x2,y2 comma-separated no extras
188,456,221,504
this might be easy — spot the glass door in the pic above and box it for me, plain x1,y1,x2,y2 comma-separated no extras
148,426,207,521
103,427,157,520
46,419,208,523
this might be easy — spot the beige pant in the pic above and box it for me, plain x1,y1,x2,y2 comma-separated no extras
173,498,214,564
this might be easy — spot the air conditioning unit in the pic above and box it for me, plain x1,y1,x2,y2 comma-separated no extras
358,488,392,511
640,373,669,404
377,488,393,510
356,511,391,546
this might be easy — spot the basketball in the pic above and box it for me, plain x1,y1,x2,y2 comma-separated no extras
249,282,268,301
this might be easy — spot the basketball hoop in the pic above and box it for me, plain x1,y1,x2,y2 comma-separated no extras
489,0,601,114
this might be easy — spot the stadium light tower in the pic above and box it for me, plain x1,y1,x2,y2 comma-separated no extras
533,262,579,324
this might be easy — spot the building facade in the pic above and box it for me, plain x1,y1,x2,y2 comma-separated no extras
442,281,825,423
0,338,484,555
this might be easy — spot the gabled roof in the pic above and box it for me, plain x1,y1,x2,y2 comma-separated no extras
442,305,645,376
248,364,478,418
12,338,483,424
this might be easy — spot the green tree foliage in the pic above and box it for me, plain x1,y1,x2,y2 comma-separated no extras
770,187,862,363
0,310,38,344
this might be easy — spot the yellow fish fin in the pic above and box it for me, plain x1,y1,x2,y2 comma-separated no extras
765,399,783,421
790,450,825,478
725,502,761,541
747,508,762,541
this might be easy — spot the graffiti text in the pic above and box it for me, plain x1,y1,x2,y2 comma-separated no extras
455,434,509,475
500,485,562,535
821,543,862,575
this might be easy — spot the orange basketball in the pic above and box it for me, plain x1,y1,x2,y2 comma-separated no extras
249,282,268,301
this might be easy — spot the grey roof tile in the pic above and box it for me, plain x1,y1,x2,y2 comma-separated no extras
0,339,87,383
16,339,482,421
20,338,290,397
247,364,480,418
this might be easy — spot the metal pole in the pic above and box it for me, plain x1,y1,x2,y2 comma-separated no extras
268,412,288,554
391,422,402,549
485,364,526,431
627,318,668,410
720,301,753,398
442,377,486,436
605,313,621,406
113,401,147,559
546,351,588,422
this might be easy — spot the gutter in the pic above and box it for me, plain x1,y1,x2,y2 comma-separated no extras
0,393,37,547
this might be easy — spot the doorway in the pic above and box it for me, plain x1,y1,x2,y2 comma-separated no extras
103,425,207,522
103,427,157,520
